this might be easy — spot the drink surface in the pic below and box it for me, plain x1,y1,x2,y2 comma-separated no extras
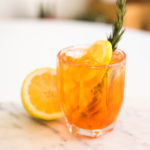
57,47,126,130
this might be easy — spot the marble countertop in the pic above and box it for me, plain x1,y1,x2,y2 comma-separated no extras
0,100,150,150
0,20,150,150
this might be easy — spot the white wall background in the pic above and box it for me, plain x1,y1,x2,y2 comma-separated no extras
55,0,91,18
0,0,91,19
0,0,40,18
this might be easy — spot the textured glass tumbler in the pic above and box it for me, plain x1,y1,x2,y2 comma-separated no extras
57,45,126,137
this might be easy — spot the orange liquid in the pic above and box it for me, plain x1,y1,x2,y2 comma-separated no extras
57,50,126,130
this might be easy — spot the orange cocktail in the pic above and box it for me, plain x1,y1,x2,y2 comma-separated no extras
57,44,126,137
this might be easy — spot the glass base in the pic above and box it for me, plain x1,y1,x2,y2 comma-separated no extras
67,123,115,138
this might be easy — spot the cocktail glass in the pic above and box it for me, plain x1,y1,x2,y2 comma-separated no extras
57,45,126,137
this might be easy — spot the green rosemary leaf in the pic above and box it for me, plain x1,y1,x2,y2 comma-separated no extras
108,0,126,51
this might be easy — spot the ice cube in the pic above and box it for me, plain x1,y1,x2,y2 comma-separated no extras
65,48,87,59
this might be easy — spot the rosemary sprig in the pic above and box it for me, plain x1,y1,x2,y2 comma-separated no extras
108,0,126,51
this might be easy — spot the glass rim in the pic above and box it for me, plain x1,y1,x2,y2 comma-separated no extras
57,44,126,68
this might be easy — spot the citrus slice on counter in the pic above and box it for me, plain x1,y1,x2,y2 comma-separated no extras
21,68,62,120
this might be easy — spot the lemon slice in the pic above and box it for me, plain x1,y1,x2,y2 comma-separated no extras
21,68,62,120
87,40,112,65
81,40,112,82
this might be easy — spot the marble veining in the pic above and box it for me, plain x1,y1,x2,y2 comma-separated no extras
0,101,150,150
